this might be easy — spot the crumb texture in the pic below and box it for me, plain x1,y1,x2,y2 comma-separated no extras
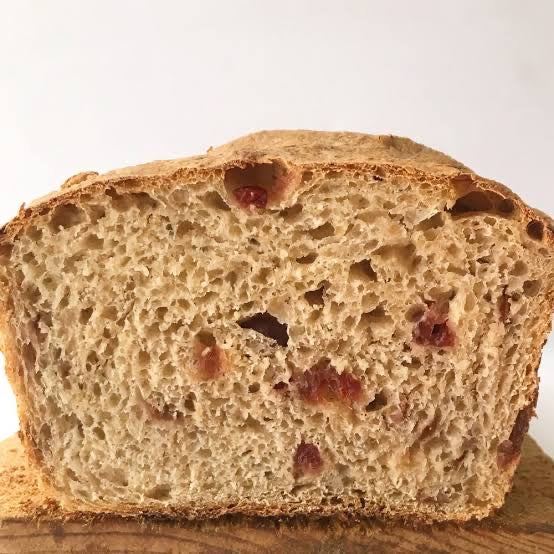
0,133,552,522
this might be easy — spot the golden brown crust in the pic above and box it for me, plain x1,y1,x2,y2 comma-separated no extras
0,130,552,523
60,171,99,190
0,130,552,244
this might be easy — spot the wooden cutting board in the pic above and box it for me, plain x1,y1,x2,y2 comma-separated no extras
0,434,552,554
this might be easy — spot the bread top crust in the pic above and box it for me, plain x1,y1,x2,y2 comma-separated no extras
0,129,552,243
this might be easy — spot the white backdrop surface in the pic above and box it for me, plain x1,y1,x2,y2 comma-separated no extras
0,1,552,456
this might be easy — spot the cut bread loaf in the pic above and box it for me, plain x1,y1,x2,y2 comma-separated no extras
0,130,552,523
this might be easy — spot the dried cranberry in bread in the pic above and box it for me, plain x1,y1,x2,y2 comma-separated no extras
0,131,552,522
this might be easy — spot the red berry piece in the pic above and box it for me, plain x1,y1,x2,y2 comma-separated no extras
413,303,456,347
297,361,363,406
293,441,323,477
233,186,268,209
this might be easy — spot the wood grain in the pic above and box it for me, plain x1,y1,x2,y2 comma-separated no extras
0,434,552,553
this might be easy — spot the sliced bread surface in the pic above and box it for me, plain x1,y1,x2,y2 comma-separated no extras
0,130,552,522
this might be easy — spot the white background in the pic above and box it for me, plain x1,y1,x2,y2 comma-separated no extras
0,1,552,456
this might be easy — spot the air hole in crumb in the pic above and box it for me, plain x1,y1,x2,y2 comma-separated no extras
405,305,426,322
366,392,387,412
86,352,99,369
253,266,271,284
238,312,289,347
450,189,513,217
93,383,101,397
374,167,386,180
248,383,261,393
14,270,24,286
291,483,312,495
131,192,158,210
349,259,377,282
523,280,541,297
304,286,325,307
184,392,196,412
202,191,231,211
361,305,393,326
373,243,418,273
104,337,118,357
102,306,118,321
280,204,303,221
498,289,511,322
49,204,85,232
301,171,313,183
358,211,386,225
156,306,168,321
451,190,492,213
225,162,278,189
225,271,238,286
336,463,349,476
477,255,491,264
108,393,120,408
83,234,104,249
402,357,422,370
26,226,43,241
464,294,476,312
162,364,176,377
415,212,444,231
308,222,335,240
60,361,71,380
244,415,262,431
23,285,41,304
511,261,528,276
166,320,184,335
176,221,194,237
145,484,171,500
63,253,85,273
22,343,36,370
66,468,79,481
79,307,93,324
106,189,158,212
88,205,106,224
93,426,105,440
36,312,52,333
526,220,544,241
296,253,317,264
138,350,150,368
196,330,216,347
498,198,516,215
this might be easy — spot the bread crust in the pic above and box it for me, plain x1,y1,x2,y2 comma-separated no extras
1,130,553,242
0,130,552,523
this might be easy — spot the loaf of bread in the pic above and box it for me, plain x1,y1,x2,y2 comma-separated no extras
0,131,552,522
